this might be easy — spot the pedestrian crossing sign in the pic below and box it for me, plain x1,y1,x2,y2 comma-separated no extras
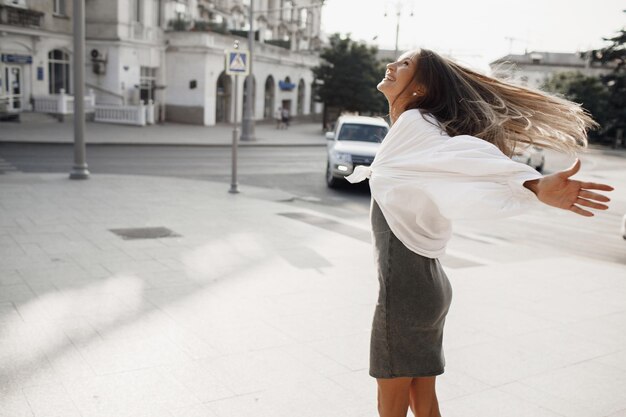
225,50,249,76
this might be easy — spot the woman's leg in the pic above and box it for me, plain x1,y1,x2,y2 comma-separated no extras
377,377,412,417
408,376,441,417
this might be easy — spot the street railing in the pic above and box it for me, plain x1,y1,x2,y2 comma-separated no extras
32,89,96,115
94,100,156,126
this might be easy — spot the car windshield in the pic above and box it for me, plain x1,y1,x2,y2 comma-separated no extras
337,123,388,143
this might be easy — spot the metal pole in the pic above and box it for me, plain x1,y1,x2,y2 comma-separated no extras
70,0,89,180
70,0,90,179
229,75,240,193
241,0,256,141
229,75,239,193
394,9,400,58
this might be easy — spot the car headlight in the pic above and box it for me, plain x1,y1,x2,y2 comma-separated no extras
331,151,352,163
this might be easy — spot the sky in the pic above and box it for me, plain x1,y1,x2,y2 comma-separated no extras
320,0,625,72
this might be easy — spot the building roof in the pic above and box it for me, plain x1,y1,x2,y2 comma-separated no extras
489,51,595,68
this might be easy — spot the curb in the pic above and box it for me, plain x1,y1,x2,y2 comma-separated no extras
0,140,327,148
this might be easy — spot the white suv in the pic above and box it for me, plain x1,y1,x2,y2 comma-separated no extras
325,115,389,188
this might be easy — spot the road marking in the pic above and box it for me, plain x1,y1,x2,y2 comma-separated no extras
278,212,484,269
0,157,18,173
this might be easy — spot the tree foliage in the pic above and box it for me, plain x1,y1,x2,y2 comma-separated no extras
543,18,625,141
542,72,610,138
312,34,387,117
589,22,626,135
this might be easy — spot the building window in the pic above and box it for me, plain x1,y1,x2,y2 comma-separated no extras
53,0,66,15
140,67,157,103
132,0,143,23
48,49,70,94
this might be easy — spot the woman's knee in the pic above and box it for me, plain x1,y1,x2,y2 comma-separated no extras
408,377,440,417
377,377,412,417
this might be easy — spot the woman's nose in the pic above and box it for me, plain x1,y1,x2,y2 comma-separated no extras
386,62,394,71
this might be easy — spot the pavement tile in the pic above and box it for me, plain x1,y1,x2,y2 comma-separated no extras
75,334,192,375
63,368,200,417
560,311,626,352
0,283,36,303
0,302,23,325
505,326,617,366
22,383,82,417
499,381,598,417
0,269,23,286
308,330,370,372
435,368,492,402
445,336,573,387
273,343,352,377
0,353,60,391
516,361,626,417
168,404,218,417
204,375,361,417
440,387,564,417
157,360,236,403
0,389,34,417
594,349,626,373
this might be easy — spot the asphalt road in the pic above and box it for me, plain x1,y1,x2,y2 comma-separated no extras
1,143,624,266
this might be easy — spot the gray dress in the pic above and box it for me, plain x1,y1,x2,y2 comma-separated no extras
370,199,453,378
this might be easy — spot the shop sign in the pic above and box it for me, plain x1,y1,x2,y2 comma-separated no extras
1,54,33,64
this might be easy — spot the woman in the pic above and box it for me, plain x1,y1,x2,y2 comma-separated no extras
346,49,614,417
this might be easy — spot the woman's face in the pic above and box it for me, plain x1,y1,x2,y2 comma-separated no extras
377,51,418,102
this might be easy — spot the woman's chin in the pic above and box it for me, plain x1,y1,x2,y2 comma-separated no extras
377,81,388,92
377,82,393,100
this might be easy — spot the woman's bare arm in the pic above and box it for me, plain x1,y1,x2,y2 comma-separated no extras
524,159,613,217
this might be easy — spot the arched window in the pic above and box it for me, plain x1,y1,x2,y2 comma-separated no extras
243,75,256,117
48,49,70,94
216,71,232,123
297,79,305,115
264,75,275,119
310,81,316,114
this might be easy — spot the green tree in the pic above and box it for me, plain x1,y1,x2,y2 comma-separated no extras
542,72,610,139
312,33,387,127
590,22,626,137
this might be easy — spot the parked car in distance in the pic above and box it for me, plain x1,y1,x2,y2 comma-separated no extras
512,145,545,172
325,115,389,188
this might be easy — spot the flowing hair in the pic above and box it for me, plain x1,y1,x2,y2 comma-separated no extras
402,49,595,156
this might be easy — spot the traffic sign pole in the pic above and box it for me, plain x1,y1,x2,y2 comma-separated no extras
229,73,239,194
225,40,249,194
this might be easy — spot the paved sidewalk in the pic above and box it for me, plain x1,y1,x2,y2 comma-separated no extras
0,112,327,146
1,172,625,417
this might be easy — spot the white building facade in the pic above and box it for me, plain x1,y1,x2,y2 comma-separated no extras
0,0,74,113
490,51,611,90
0,0,324,125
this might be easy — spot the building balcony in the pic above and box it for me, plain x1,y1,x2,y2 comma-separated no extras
0,5,44,28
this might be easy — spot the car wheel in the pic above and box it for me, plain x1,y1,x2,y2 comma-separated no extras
326,162,340,188
536,162,544,173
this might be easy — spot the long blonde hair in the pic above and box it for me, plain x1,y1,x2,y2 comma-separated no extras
404,49,595,156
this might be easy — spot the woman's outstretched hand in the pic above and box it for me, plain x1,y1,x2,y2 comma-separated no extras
524,159,614,217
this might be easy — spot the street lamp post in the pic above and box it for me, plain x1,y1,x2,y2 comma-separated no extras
69,0,89,180
240,0,255,141
385,1,413,58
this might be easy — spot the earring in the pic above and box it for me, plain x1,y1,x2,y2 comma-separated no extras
412,92,417,96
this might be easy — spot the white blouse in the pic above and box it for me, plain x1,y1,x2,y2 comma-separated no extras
346,109,543,258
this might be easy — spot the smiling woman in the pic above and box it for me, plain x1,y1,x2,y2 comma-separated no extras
345,49,614,417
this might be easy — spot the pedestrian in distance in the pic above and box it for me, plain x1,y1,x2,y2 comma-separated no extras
346,49,614,417
281,106,290,129
275,106,283,129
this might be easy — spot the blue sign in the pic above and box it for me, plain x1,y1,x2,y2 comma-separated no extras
1,54,33,64
37,67,44,80
279,80,296,91
225,50,249,76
